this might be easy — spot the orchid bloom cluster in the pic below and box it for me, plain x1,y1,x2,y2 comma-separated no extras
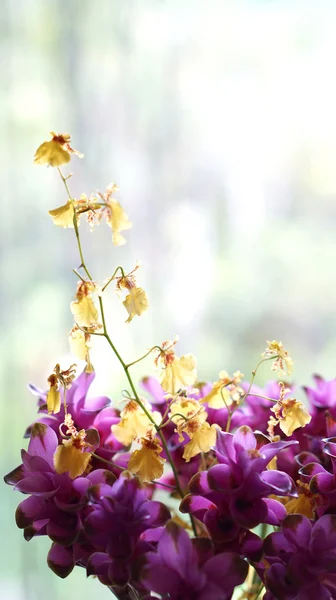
5,133,336,600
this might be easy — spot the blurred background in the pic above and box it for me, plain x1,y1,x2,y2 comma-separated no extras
2,0,336,597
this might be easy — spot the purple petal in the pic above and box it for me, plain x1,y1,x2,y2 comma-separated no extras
310,471,335,494
86,469,116,486
191,537,214,566
82,395,111,413
252,440,299,472
310,514,336,557
28,423,58,465
16,495,50,528
93,407,119,433
4,463,25,485
142,500,171,528
282,514,312,549
207,464,234,492
295,451,321,467
141,527,165,543
188,471,212,495
72,477,90,496
299,462,326,481
141,376,166,405
24,519,48,541
71,370,95,406
204,508,240,543
263,498,287,525
157,523,201,584
142,558,183,598
299,583,335,600
265,562,298,599
260,470,297,496
24,415,59,438
15,473,57,497
230,496,268,529
106,528,134,560
85,506,110,534
88,483,117,502
87,552,111,577
21,449,51,473
47,515,79,546
47,543,74,578
203,552,248,593
215,430,236,463
264,530,296,559
233,426,256,451
240,530,263,562
179,494,217,520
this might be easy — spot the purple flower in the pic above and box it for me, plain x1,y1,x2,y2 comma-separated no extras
141,521,248,600
4,422,109,545
180,427,297,548
299,437,336,517
297,375,336,455
84,475,170,590
25,371,125,478
263,514,336,599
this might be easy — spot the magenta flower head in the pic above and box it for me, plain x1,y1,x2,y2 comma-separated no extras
181,426,298,547
84,475,171,592
141,521,248,600
263,514,336,599
298,437,336,517
4,422,106,546
301,375,336,440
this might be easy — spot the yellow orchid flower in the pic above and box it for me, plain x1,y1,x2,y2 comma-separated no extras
34,132,83,167
128,437,165,482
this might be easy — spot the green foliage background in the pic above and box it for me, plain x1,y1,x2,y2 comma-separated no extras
2,0,336,597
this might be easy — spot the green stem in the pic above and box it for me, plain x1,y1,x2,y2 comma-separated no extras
57,167,93,281
221,388,234,433
92,451,124,470
99,299,197,534
240,356,275,404
126,346,163,369
101,266,125,292
224,358,275,432
159,412,189,429
245,393,278,402
72,268,86,282
56,168,196,532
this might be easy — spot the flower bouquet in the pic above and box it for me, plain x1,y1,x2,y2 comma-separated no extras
5,132,336,600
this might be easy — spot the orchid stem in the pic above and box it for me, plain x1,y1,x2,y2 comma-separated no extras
92,452,124,471
57,167,93,281
57,168,197,536
241,356,276,404
126,346,163,369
